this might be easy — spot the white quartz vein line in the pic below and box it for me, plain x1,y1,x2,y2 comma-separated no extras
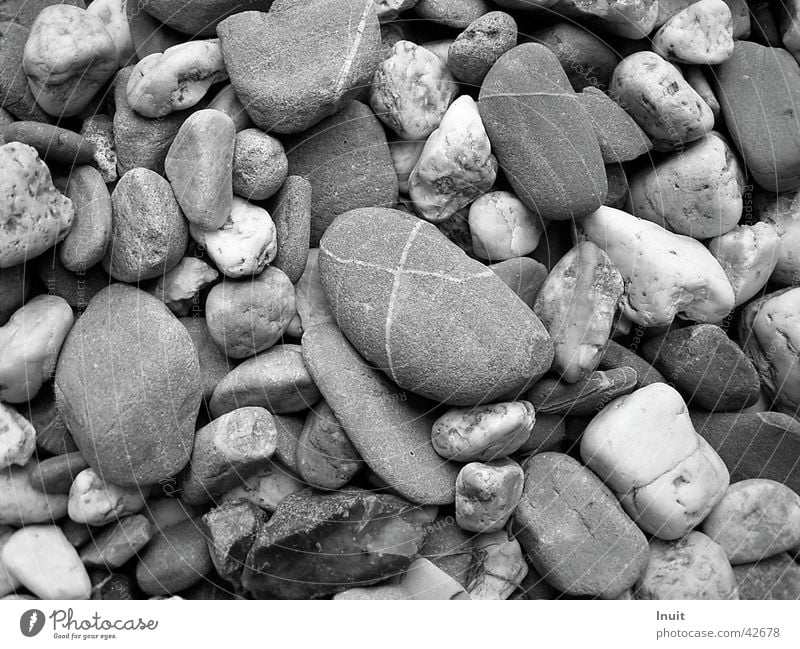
333,0,372,98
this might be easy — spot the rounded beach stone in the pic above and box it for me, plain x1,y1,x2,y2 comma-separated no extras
179,317,232,401
702,479,800,564
200,498,265,585
26,452,89,494
733,554,800,600
598,343,666,389
232,129,287,201
576,87,652,164
54,284,201,487
67,468,147,526
33,255,108,312
489,257,548,309
455,458,523,533
652,0,734,64
468,191,544,261
0,21,52,122
516,412,565,455
217,0,381,134
415,0,490,28
641,324,760,411
478,44,607,221
80,514,153,569
286,100,398,247
2,525,91,599
139,0,273,36
0,464,68,525
136,518,212,596
209,344,321,418
221,459,304,512
267,176,311,284
447,11,517,86
554,0,659,39
205,266,295,359
715,41,800,191
302,323,459,505
60,165,112,272
635,532,738,599
513,452,649,599
165,109,234,231
319,208,553,406
103,167,188,282
272,415,304,474
3,121,94,165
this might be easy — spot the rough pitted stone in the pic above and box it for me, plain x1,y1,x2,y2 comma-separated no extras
447,11,517,86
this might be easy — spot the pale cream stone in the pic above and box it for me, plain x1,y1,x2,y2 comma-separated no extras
0,464,68,526
0,403,35,468
148,257,219,316
87,0,134,64
652,0,734,64
0,526,21,597
455,459,524,533
389,140,425,194
469,191,544,260
68,468,148,526
467,531,528,600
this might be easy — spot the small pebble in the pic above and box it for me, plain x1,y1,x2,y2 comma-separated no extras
455,458,524,533
447,11,517,86
61,165,112,272
221,460,304,513
27,451,88,494
0,402,35,468
80,114,118,183
3,121,95,164
296,401,362,490
232,129,288,201
200,499,265,587
267,176,311,284
80,514,153,569
467,532,528,600
68,468,148,526
527,368,638,416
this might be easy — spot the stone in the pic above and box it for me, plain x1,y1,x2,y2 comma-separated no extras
0,21,51,122
455,458,524,533
232,128,287,201
267,176,311,284
297,401,362,490
68,468,147,526
221,460,304,512
468,191,544,261
209,344,320,418
2,525,91,599
516,413,565,455
534,241,623,383
205,266,295,359
597,342,665,389
513,452,649,599
753,189,800,286
143,498,196,531
179,317,232,402
80,114,119,182
389,140,425,194
55,285,201,487
578,206,735,327
702,479,800,565
60,165,112,272
684,65,720,120
22,5,117,117
419,518,476,587
0,142,73,268
126,0,182,60
286,100,397,246
628,133,744,239
0,262,30,325
87,0,133,64
479,44,607,220
0,294,73,403
24,382,76,456
576,88,652,164
448,11,517,86
415,0,489,28
528,368,637,417
333,585,410,600
373,0,417,22
318,208,553,405
180,407,278,506
399,557,471,599
140,0,274,36
715,41,800,191
691,411,800,493
190,197,276,279
165,109,234,231
734,554,800,600
610,51,713,152
581,383,730,540
551,0,658,39
709,223,782,306
33,254,109,312
217,0,381,134
635,532,738,599
652,0,735,64
642,325,760,412
136,518,212,596
148,257,218,317
26,452,88,494
90,572,136,600
103,167,188,282
303,324,458,505
431,401,535,461
488,257,548,310
208,83,253,131
272,415,304,474
0,525,20,597
3,121,94,164
80,514,153,569
370,40,458,141
467,532,528,600
0,402,35,467
242,490,427,599
200,499,265,586
0,465,68,525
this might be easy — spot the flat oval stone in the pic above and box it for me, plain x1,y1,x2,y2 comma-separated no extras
61,165,112,272
3,121,95,164
319,208,553,406
26,452,88,494
513,452,649,599
267,176,311,284
527,368,638,416
79,514,153,569
642,324,760,412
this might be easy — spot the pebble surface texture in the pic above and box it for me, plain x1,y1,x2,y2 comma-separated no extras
319,208,553,405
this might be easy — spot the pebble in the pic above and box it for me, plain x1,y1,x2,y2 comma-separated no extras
431,401,535,461
528,368,638,417
242,490,427,599
0,464,68,525
205,266,295,359
217,0,381,134
468,191,544,261
297,401,362,490
753,189,800,286
577,87,653,164
33,254,109,312
126,0,182,60
447,11,517,86
165,109,234,231
142,498,196,532
319,208,553,406
140,0,273,36
516,413,566,455
221,460,304,512
148,257,219,317
652,0,735,64
0,294,74,403
3,122,95,165
554,0,658,39
201,499,265,587
87,0,133,65
534,241,623,383
415,0,489,29
0,142,73,268
231,129,287,201
702,479,800,564
513,452,649,599
272,415,304,474
455,458,524,533
136,518,212,596
286,100,398,246
0,21,51,121
61,165,112,272
635,532,738,600
467,532,528,600
267,176,311,284
103,167,188,282
733,554,800,600
209,344,320,418
25,383,76,456
419,518,476,587
479,44,606,221
54,285,201,487
389,140,425,194
399,557,471,600
0,402,35,468
208,83,253,131
180,407,278,506
489,257,548,310
684,65,721,121
80,514,153,569
642,325,760,411
581,383,730,539
68,468,147,526
27,452,88,494
2,525,91,599
598,340,667,389
179,317,232,401
90,572,136,601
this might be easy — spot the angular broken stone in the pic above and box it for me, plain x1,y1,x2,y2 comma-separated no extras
201,499,266,588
